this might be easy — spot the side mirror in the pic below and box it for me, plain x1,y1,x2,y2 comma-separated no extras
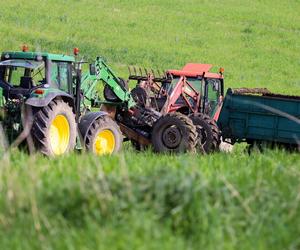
89,64,96,75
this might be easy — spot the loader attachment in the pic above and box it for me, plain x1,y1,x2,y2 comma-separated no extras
95,58,136,108
128,66,169,83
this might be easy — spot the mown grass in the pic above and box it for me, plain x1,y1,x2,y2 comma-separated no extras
0,149,300,250
0,0,300,249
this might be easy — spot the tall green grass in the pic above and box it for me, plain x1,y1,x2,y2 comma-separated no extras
0,149,300,249
0,0,300,249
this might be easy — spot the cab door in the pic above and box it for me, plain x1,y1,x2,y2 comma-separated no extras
50,61,73,94
204,78,222,116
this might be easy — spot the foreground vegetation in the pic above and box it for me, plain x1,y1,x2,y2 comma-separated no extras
0,0,299,249
0,148,300,250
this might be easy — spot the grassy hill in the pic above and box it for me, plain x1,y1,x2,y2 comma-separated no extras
0,0,300,249
1,0,300,93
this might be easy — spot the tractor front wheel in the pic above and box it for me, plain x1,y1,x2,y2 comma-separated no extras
151,112,197,153
85,116,122,155
31,99,77,156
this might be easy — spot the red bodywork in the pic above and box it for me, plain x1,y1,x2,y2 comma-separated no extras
162,76,201,114
125,63,224,147
167,63,223,79
162,63,224,116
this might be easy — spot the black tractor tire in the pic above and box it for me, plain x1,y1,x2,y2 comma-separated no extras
189,113,220,154
104,78,128,102
131,87,148,107
31,99,77,157
151,112,197,153
85,116,122,155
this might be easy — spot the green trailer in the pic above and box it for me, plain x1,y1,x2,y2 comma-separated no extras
217,88,300,149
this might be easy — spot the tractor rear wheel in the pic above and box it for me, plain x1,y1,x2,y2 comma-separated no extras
151,112,197,153
31,99,76,156
85,116,122,155
189,113,220,153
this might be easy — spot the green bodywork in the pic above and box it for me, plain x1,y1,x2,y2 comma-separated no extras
0,51,135,110
1,51,75,62
0,50,135,145
80,57,135,108
217,89,300,145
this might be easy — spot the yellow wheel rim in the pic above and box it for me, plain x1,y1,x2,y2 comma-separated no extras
49,115,70,155
93,129,115,155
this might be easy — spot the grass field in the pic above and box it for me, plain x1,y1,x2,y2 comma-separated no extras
1,149,300,250
1,0,300,94
0,0,300,249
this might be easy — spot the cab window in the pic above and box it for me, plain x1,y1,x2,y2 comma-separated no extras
187,77,202,92
205,79,221,115
0,60,45,87
51,62,71,92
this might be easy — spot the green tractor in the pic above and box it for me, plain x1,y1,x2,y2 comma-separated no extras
0,47,124,156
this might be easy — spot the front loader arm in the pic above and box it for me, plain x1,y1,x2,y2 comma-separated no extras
80,57,136,108
80,72,98,102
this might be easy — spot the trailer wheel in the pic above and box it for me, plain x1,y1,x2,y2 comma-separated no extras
189,114,220,153
85,116,122,155
151,112,197,153
104,78,128,102
31,99,76,156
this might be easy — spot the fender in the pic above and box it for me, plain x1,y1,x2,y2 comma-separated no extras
25,90,75,108
213,102,224,122
78,111,108,142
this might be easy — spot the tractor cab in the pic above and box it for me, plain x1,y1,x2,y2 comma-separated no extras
127,63,224,117
167,63,224,116
0,49,77,146
0,59,45,89
0,49,75,100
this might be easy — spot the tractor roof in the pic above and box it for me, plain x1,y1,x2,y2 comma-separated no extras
1,51,75,62
167,63,223,79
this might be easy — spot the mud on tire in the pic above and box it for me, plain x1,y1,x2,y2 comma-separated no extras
151,112,197,153
189,113,220,153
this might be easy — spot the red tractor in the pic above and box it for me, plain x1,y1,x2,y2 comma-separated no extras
127,63,224,153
